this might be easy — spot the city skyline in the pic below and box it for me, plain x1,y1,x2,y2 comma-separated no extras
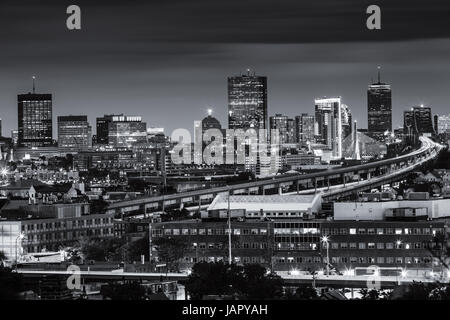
2,1,450,137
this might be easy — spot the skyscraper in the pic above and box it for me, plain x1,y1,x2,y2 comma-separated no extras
404,105,434,136
341,104,352,140
228,70,268,132
18,90,53,148
295,114,315,145
270,114,290,144
108,115,147,148
367,68,392,137
315,97,343,159
437,114,450,134
96,114,115,145
57,115,92,150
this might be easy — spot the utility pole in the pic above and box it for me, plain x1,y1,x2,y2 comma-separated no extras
227,187,232,265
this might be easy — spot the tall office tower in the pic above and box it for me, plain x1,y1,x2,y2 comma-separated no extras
269,113,290,144
367,68,392,138
403,105,434,136
108,115,147,148
341,104,352,140
287,118,296,143
228,70,268,132
315,97,343,159
11,130,18,146
295,114,315,145
0,118,2,137
437,114,450,134
57,115,92,150
18,89,53,148
96,114,115,145
433,114,439,134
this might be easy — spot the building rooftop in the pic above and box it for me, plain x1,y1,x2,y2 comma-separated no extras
208,194,321,212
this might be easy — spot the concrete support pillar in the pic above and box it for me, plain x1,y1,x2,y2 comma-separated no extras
342,174,346,187
278,186,282,195
314,178,317,193
327,177,330,191
297,181,300,194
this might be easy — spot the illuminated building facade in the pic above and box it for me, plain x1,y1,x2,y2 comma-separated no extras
57,115,92,150
228,70,268,132
18,93,53,148
108,115,147,148
314,97,343,159
367,71,392,137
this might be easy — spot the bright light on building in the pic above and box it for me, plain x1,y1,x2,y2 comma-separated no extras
0,168,7,176
290,269,300,276
321,236,329,243
401,269,407,278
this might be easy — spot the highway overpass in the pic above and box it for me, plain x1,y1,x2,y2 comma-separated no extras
106,137,444,217
17,269,448,289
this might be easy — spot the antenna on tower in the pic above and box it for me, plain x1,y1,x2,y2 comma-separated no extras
377,66,381,83
32,76,36,94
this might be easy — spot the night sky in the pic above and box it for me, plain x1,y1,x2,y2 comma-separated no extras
1,0,450,137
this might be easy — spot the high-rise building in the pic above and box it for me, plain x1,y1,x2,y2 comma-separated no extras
315,97,343,159
96,114,115,145
404,105,434,136
18,92,53,148
108,115,147,148
270,114,290,144
57,115,92,150
0,118,2,137
367,68,392,137
228,70,268,132
437,114,450,134
295,114,315,145
341,104,352,140
202,109,222,134
11,130,18,146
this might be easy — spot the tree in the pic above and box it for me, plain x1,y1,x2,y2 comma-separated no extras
0,267,25,300
185,262,284,300
79,237,125,262
100,281,148,300
126,235,150,263
292,286,319,300
185,261,234,300
237,264,284,300
153,237,188,272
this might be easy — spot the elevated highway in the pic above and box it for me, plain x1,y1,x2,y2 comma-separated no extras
17,269,448,289
106,137,444,216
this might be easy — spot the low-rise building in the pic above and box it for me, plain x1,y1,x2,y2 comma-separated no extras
0,200,114,261
150,218,445,273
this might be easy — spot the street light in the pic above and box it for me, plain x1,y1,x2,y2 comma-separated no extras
321,236,330,276
15,233,26,272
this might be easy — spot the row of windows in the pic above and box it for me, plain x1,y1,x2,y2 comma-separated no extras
326,242,434,250
24,228,114,243
274,256,433,264
22,218,113,232
179,256,267,264
156,228,268,236
191,242,268,250
322,227,441,236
